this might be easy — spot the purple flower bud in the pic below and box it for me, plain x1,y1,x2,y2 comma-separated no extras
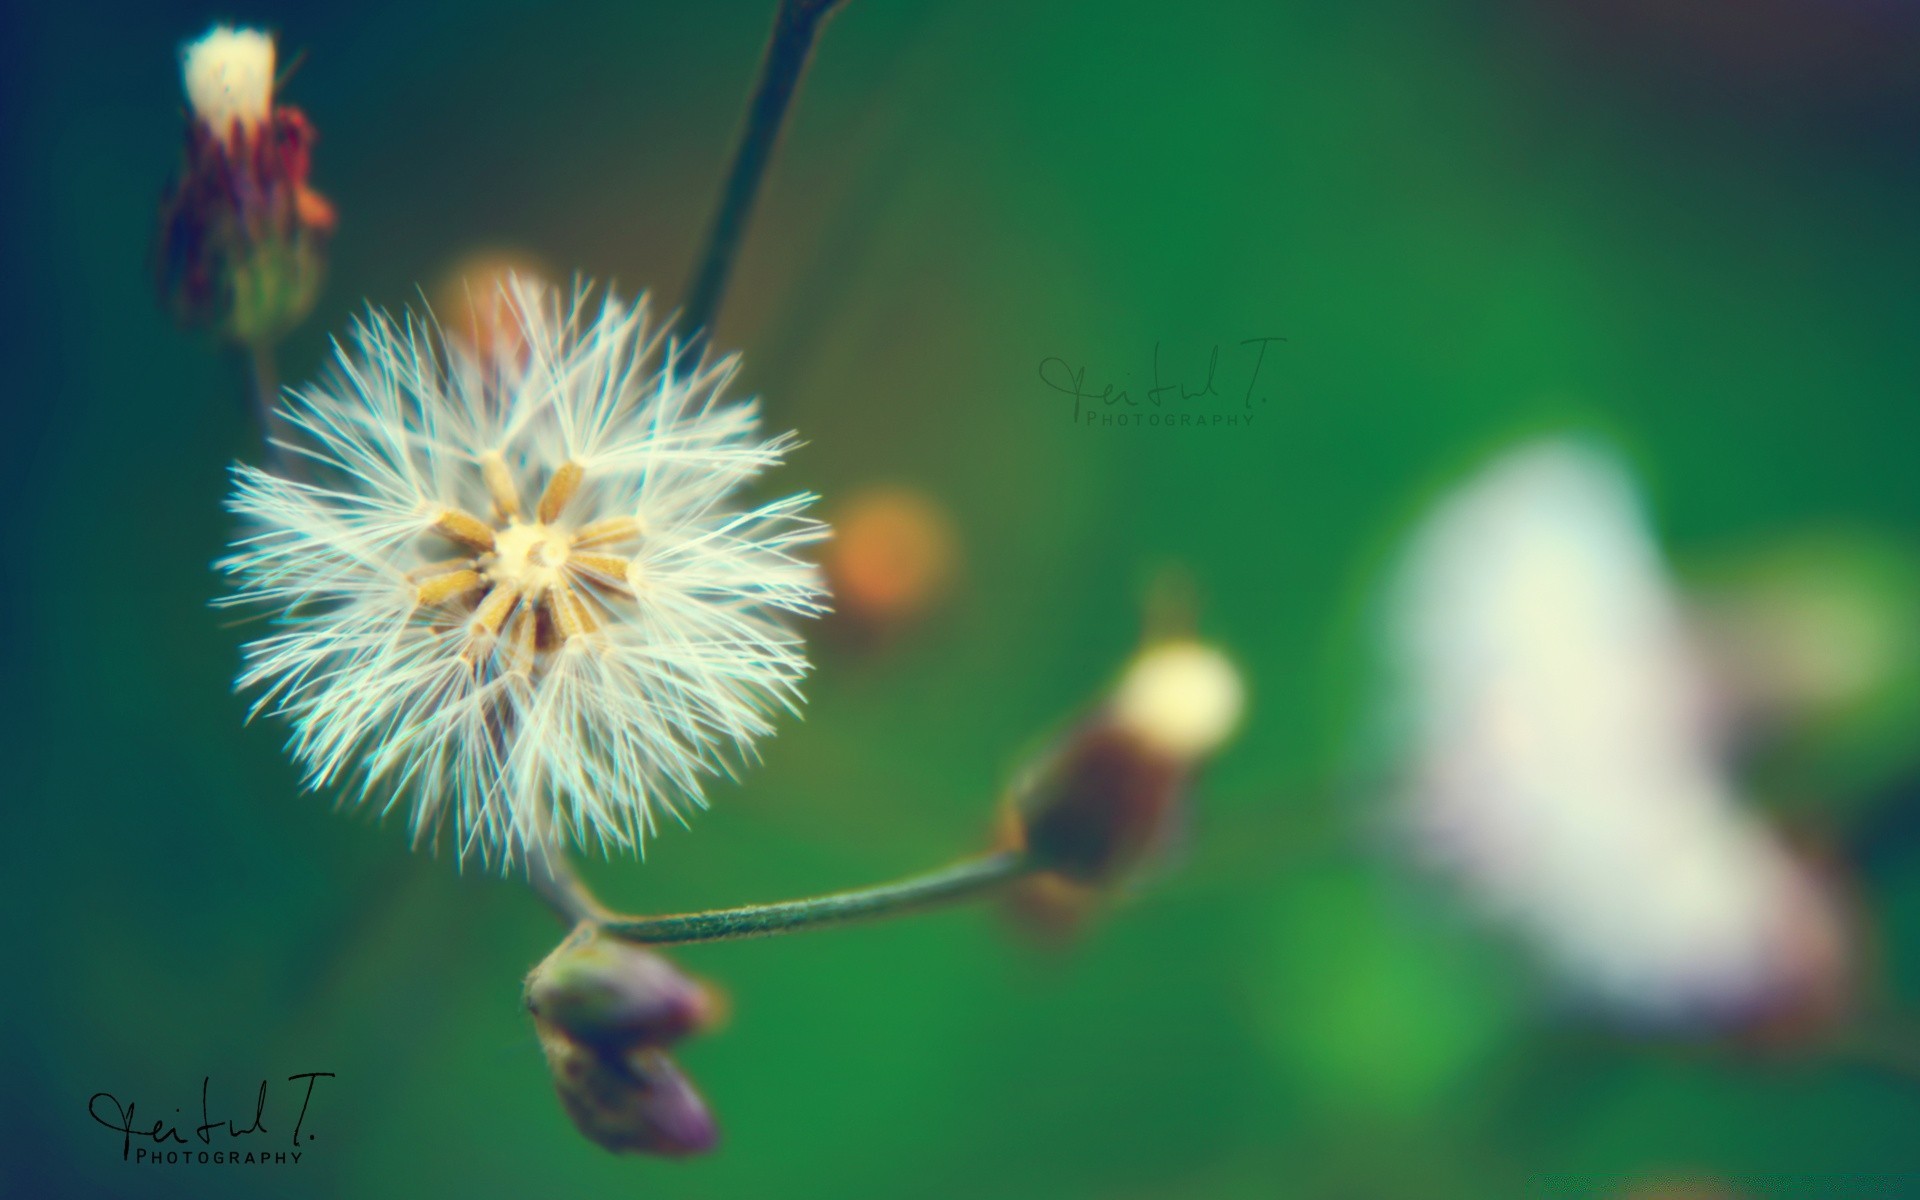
538,1026,719,1158
526,926,719,1050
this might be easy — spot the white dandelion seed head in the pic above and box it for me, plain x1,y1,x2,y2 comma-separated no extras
219,275,829,869
182,25,276,140
1389,438,1844,1023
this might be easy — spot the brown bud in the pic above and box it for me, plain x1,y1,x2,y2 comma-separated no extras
1015,722,1184,885
528,925,723,1158
1009,639,1243,886
1001,867,1104,944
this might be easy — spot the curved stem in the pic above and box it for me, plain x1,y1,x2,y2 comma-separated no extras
676,0,850,350
526,842,607,927
597,849,1032,945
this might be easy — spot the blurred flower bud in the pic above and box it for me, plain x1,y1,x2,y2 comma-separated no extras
998,860,1102,943
526,925,721,1051
537,1025,718,1157
157,24,335,346
1011,639,1244,886
823,487,959,643
433,249,553,364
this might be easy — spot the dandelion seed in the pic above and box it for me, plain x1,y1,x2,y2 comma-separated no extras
219,276,829,868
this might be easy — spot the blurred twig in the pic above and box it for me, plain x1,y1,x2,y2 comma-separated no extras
241,339,293,467
675,0,851,351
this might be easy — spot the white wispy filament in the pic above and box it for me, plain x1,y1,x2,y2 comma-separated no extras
1389,440,1841,1023
220,277,828,867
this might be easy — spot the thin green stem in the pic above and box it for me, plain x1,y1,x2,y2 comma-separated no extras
675,0,850,350
597,849,1032,945
249,340,279,433
526,843,608,927
241,338,294,468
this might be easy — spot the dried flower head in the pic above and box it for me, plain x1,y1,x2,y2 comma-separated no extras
219,276,828,866
158,24,335,345
182,26,277,140
1010,638,1244,887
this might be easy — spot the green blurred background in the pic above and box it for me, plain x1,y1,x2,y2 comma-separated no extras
8,0,1920,1195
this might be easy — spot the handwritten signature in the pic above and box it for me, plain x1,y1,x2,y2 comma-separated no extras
88,1073,334,1161
1038,338,1283,423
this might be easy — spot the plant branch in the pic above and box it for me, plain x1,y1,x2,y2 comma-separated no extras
676,0,850,350
241,339,285,441
594,849,1033,945
526,843,608,927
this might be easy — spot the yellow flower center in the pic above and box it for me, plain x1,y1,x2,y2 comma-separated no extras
489,521,576,596
411,455,643,672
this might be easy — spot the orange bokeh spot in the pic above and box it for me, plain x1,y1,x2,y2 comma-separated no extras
825,487,959,629
433,249,552,364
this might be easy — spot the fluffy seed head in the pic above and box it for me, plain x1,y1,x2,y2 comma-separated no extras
219,276,828,867
182,25,276,141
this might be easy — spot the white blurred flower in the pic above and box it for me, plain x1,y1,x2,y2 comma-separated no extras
1389,439,1843,1023
220,277,827,867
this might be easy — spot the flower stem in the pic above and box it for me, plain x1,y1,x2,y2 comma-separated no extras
595,849,1033,945
676,0,850,350
242,338,293,465
526,843,609,927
